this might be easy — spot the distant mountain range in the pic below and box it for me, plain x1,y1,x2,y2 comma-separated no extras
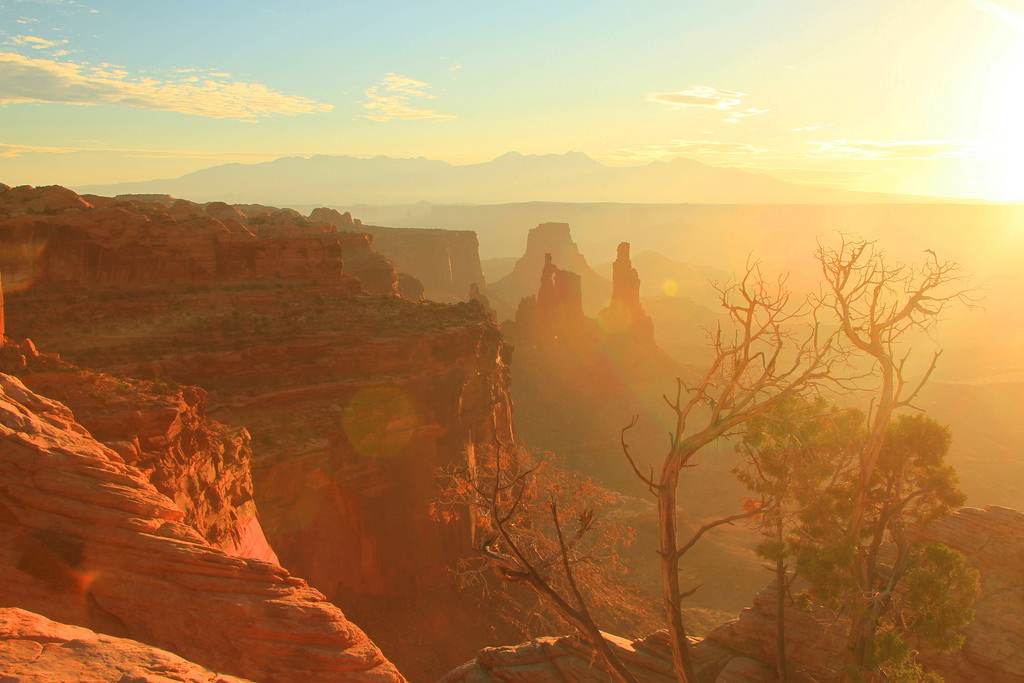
80,151,926,206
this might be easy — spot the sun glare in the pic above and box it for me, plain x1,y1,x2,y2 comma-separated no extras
974,1,1024,200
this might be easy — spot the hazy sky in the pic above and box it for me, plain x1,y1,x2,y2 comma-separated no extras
1,0,1022,200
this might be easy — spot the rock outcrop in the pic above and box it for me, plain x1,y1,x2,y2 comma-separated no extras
598,242,654,342
512,253,587,341
0,185,399,296
0,372,404,682
440,630,772,683
312,209,486,303
0,607,251,683
1,340,276,562
489,223,610,317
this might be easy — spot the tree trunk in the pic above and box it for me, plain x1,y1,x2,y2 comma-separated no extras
775,514,788,683
658,465,695,682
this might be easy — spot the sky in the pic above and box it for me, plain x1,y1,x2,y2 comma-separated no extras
0,0,1022,200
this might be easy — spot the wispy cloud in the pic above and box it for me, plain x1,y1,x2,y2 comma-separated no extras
792,123,832,133
10,34,67,50
362,73,455,122
0,141,284,160
723,106,770,124
647,85,745,110
599,138,768,163
0,142,77,158
0,51,333,119
809,139,968,160
647,85,769,124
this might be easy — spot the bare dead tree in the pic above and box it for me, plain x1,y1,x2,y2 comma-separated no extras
477,449,640,683
814,236,975,676
434,437,645,683
622,261,842,682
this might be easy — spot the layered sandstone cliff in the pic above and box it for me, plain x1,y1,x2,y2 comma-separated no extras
0,185,397,296
0,371,404,682
0,339,276,562
0,607,251,683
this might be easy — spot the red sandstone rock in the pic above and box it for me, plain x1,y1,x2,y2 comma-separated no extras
598,242,655,341
0,185,393,294
0,607,251,682
490,222,610,317
0,372,405,682
0,185,92,216
3,342,277,562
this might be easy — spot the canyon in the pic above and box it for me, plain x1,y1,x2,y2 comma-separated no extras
0,183,1021,683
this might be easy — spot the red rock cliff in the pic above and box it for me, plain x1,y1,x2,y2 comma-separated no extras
1,341,276,562
0,372,404,682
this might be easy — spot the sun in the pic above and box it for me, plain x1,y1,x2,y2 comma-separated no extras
973,1,1024,201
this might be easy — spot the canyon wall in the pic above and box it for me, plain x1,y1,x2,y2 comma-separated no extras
0,185,396,296
2,185,514,611
0,371,404,682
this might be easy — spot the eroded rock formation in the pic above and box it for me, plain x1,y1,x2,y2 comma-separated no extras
0,372,404,682
598,242,654,341
489,222,610,317
512,253,588,341
3,188,516,675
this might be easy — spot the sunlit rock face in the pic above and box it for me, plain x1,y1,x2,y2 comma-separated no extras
0,372,404,682
0,339,276,563
490,222,610,317
0,608,253,683
0,185,399,297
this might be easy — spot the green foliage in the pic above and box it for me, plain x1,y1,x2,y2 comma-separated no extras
737,402,979,680
868,629,943,683
898,543,981,652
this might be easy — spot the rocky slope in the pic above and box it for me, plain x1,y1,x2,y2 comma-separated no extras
0,607,251,683
0,371,403,682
